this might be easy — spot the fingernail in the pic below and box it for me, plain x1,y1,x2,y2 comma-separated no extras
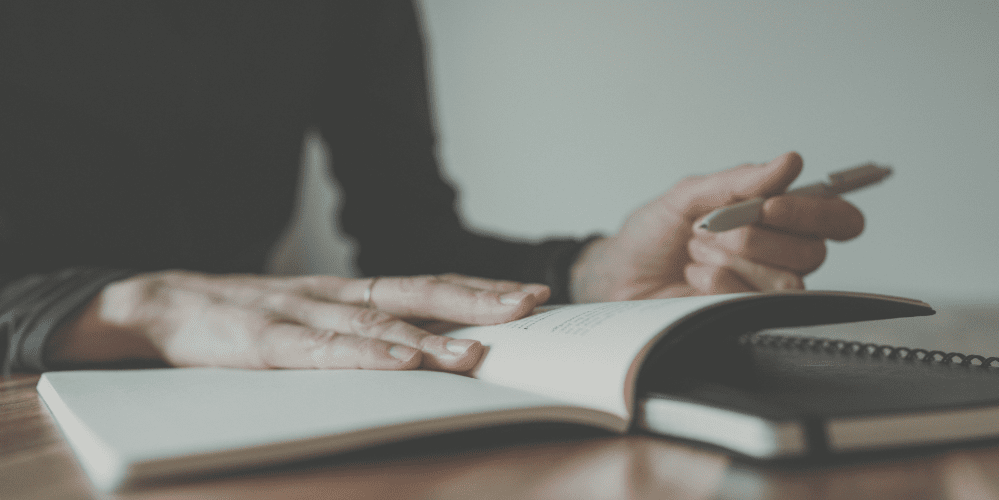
499,291,530,305
389,345,418,361
446,339,476,354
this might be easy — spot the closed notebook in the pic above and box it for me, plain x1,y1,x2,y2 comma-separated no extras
637,332,999,459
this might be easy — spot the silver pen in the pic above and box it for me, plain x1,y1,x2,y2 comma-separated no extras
698,163,893,232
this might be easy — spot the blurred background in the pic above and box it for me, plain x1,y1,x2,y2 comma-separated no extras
271,0,999,306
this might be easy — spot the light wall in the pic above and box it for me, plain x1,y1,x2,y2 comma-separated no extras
271,0,999,304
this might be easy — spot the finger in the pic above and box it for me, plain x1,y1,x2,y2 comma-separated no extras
698,226,827,274
662,152,804,221
434,273,551,301
337,275,543,325
161,272,338,308
292,275,544,323
255,322,423,370
647,285,699,300
260,298,483,372
684,264,754,294
688,239,805,291
760,195,865,241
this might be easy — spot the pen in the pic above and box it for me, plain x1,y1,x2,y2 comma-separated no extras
698,163,893,232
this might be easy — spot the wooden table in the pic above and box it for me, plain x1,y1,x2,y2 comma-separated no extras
5,302,999,500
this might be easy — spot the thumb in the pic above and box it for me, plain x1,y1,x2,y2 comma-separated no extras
664,151,804,221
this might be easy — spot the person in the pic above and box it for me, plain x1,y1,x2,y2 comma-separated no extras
0,1,863,374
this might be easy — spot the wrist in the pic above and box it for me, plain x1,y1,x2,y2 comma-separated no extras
568,236,618,303
45,274,163,367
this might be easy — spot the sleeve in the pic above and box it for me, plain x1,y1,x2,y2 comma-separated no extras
1,268,136,374
316,0,594,304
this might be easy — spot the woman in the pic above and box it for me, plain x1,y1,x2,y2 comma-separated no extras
0,1,862,373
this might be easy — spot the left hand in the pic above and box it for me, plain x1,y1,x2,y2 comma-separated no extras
46,272,550,372
569,152,865,302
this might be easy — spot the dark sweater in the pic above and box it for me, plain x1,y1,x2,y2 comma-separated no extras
0,0,586,372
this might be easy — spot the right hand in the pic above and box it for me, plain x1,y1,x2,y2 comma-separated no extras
45,271,550,373
570,152,865,302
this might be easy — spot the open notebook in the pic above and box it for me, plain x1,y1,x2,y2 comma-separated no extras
38,290,979,491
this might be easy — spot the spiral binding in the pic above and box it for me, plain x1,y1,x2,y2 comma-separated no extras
740,332,999,369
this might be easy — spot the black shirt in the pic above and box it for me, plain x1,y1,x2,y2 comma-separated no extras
0,0,586,372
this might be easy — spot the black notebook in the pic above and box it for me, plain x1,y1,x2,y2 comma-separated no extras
637,332,999,459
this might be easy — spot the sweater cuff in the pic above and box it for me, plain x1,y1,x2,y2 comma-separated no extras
1,268,137,374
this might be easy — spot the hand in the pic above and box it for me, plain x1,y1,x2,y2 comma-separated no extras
570,152,865,302
46,271,550,372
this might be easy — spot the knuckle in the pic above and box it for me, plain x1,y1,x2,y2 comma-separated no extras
800,240,827,271
349,308,398,337
349,338,383,368
291,276,321,289
296,303,325,326
472,287,498,302
664,175,709,210
648,201,689,229
296,275,334,291
261,291,294,311
702,266,731,290
683,264,706,291
763,197,797,227
356,338,385,362
399,274,438,294
687,237,708,260
676,174,706,192
256,325,305,368
688,238,732,268
727,227,756,255
471,288,503,309
262,293,316,323
773,274,804,290
717,251,740,269
246,311,278,335
296,329,329,355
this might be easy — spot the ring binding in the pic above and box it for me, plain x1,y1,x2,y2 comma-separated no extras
740,332,999,369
